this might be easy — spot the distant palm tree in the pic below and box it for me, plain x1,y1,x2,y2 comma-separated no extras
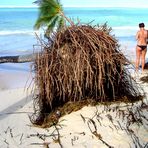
34,0,73,38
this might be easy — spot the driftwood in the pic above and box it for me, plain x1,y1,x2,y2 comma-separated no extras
0,53,37,64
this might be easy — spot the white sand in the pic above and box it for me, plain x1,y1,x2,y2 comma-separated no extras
0,63,148,148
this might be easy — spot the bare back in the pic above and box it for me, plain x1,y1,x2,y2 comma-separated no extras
136,29,147,46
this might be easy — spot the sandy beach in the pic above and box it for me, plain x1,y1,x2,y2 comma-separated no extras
0,61,148,148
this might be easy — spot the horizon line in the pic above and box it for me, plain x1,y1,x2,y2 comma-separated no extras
0,5,38,8
0,5,148,8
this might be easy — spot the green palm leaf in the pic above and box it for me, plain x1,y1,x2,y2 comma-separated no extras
34,0,73,38
34,14,58,29
45,15,60,37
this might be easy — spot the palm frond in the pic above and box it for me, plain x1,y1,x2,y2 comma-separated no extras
34,0,65,37
57,17,65,31
34,15,57,29
33,0,42,5
45,15,60,36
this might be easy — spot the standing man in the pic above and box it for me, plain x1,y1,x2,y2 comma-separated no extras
135,23,147,73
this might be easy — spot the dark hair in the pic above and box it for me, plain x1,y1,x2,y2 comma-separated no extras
139,23,145,28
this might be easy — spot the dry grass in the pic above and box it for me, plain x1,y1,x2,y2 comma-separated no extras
140,75,148,83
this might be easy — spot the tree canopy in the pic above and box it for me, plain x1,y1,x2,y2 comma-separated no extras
34,0,65,37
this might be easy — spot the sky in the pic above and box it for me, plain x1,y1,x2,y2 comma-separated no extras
0,0,148,8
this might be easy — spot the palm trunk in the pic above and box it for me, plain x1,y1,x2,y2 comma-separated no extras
0,53,36,64
60,11,74,26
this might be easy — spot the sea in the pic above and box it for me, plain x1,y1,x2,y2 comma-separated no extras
0,7,148,60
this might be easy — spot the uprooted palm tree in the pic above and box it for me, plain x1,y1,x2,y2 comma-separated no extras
30,0,143,126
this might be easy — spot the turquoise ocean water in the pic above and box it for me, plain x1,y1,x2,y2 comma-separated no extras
0,7,148,60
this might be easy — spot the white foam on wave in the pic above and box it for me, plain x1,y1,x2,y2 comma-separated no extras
113,26,138,30
0,30,35,36
0,30,43,36
111,26,139,37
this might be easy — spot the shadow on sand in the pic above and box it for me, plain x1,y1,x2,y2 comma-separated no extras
0,94,33,121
